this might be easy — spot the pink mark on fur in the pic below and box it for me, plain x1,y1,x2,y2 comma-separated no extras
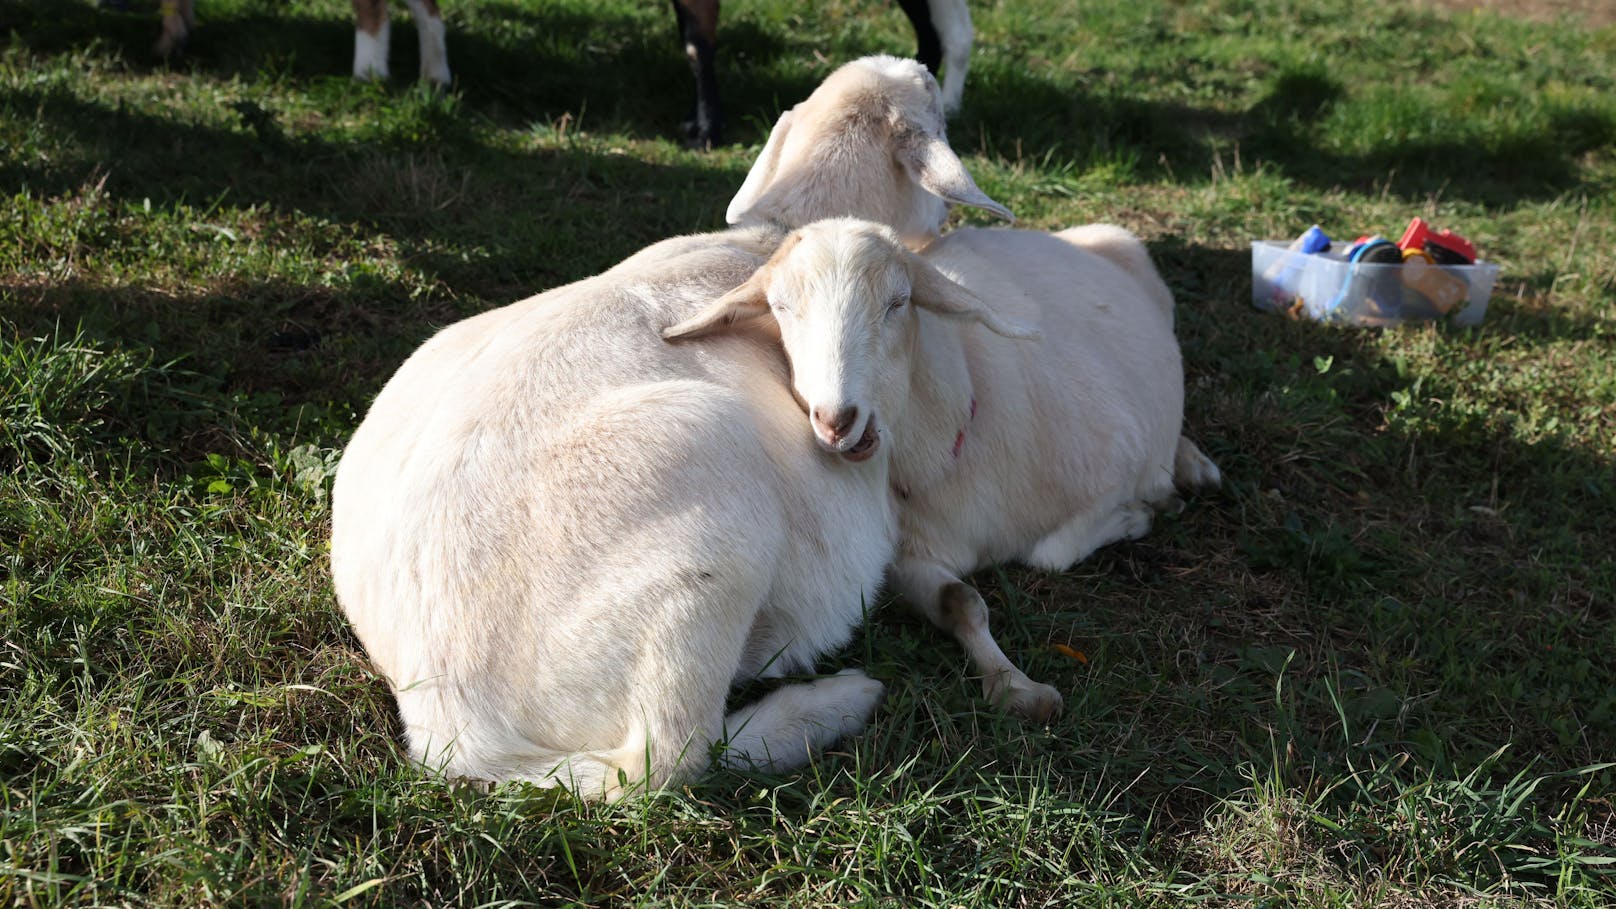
951,397,977,459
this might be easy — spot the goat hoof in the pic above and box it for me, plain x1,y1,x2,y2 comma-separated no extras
1118,502,1153,542
680,115,722,151
154,35,186,58
988,675,1064,724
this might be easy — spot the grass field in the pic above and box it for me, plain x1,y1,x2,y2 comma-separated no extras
2,0,1614,905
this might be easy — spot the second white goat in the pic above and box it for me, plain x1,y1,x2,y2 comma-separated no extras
665,218,1221,721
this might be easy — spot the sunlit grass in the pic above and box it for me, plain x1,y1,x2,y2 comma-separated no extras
2,0,1613,904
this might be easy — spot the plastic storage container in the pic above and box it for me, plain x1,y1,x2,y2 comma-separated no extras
1251,241,1498,327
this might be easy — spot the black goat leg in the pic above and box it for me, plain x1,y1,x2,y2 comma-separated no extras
894,0,942,74
671,0,723,148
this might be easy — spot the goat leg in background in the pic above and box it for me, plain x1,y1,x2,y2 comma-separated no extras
352,0,450,85
892,558,1064,723
671,0,723,148
403,0,451,86
352,0,392,80
154,0,194,57
894,0,972,113
894,0,943,73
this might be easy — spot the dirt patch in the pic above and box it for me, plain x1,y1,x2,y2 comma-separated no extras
1424,0,1616,29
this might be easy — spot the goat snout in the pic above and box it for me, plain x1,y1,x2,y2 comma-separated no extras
809,405,880,462
811,405,860,444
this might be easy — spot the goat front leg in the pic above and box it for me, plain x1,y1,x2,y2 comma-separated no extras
928,0,972,113
352,0,391,80
154,0,194,57
894,558,1062,722
894,0,971,113
893,0,943,75
670,0,722,148
403,0,451,86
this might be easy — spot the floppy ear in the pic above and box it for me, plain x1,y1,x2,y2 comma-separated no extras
909,255,1041,340
662,272,772,342
726,109,796,225
898,130,1015,223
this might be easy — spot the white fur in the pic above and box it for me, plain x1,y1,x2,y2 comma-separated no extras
726,56,1011,246
927,0,973,113
682,220,1221,721
333,227,899,798
726,64,1221,721
353,20,391,81
351,2,449,85
330,58,1014,799
153,0,194,57
404,0,451,85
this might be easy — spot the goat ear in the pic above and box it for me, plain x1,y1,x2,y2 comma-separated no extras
662,274,771,342
726,109,795,225
900,132,1015,223
910,256,1041,340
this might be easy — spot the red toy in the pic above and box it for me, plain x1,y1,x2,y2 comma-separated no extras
1398,218,1476,265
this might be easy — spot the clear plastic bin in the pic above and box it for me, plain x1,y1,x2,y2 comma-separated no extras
1251,241,1498,327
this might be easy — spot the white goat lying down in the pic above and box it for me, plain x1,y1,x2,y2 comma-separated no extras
722,57,1222,721
330,57,1010,798
665,219,1221,721
332,225,892,799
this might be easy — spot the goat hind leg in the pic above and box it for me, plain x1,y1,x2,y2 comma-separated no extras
894,0,943,74
894,559,1062,722
154,0,194,57
404,0,450,85
670,0,722,148
352,0,391,80
1175,436,1222,492
928,0,972,112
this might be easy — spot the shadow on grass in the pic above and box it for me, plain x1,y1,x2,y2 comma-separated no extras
1109,240,1610,749
0,275,446,479
891,256,1616,893
12,0,1610,208
956,62,1613,207
5,236,1611,787
5,240,1613,904
6,0,1613,881
0,0,818,143
0,81,747,295
1473,266,1616,345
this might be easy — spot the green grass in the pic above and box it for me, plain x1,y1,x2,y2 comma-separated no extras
2,0,1614,904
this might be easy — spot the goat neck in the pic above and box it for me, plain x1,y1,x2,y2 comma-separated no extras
737,157,946,250
889,309,976,497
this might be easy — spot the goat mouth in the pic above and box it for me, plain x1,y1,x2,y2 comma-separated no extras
841,419,880,462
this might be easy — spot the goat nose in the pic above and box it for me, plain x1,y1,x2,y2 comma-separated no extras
812,405,859,439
